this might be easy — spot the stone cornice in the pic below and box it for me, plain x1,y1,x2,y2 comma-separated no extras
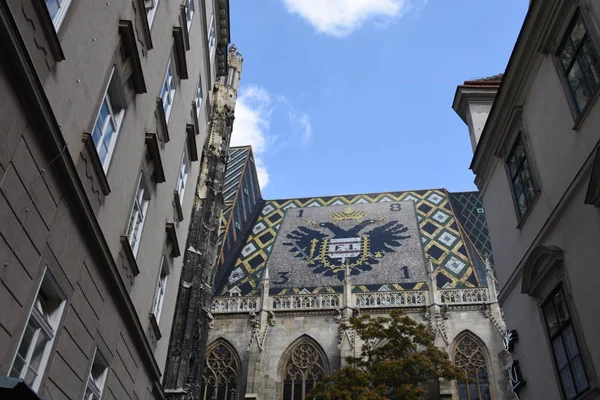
0,0,162,380
452,86,498,124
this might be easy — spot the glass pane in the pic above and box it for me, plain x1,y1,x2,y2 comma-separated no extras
102,123,115,155
560,366,577,400
18,324,36,359
93,101,109,147
293,380,302,400
28,330,49,373
543,301,559,335
582,42,600,87
516,192,528,217
468,382,479,400
561,39,576,69
571,356,589,393
553,337,568,369
574,80,592,111
568,62,584,92
10,355,26,378
570,18,586,49
512,173,524,197
283,381,293,400
554,290,570,324
457,381,468,400
216,383,226,400
562,325,580,360
45,0,60,20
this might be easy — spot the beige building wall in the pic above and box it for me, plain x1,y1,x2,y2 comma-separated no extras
454,1,600,398
0,0,229,397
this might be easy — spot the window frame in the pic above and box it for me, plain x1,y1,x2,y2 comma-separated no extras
176,149,190,206
83,348,109,400
505,132,539,223
127,172,151,256
151,256,170,322
208,14,216,62
91,68,126,173
9,268,66,392
541,285,590,400
556,10,600,117
145,0,160,27
161,58,177,122
45,0,73,30
184,0,195,31
194,74,203,118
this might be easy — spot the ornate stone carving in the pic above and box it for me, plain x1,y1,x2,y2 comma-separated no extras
271,294,340,310
355,291,427,308
440,288,488,304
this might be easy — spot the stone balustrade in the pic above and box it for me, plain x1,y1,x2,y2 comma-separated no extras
272,294,341,310
211,296,259,313
439,288,488,305
355,291,427,308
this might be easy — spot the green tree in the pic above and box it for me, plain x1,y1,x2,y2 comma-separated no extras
308,310,465,400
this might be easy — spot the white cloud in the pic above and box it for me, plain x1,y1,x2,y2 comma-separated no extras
281,0,416,37
231,86,272,189
231,86,313,190
254,159,270,189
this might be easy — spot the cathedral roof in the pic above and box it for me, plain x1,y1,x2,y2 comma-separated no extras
214,150,493,297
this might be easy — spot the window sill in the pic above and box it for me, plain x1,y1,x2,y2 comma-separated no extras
145,133,166,183
119,20,147,94
165,223,181,257
31,0,65,61
179,5,191,51
516,190,541,230
155,98,170,143
172,27,188,80
134,0,153,51
574,386,600,400
186,124,198,161
119,236,140,290
573,88,600,131
173,191,184,222
148,313,162,341
82,132,111,196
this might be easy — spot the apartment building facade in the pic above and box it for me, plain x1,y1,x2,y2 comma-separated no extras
453,1,600,399
0,0,230,398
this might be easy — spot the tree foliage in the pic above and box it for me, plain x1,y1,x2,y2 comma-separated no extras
308,310,465,400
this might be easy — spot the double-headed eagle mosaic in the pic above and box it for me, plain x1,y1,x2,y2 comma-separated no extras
283,206,411,280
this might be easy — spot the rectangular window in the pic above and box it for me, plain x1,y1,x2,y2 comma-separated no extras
92,70,126,172
558,12,600,114
506,134,537,219
83,349,108,400
194,75,203,117
161,58,176,121
177,149,189,205
152,256,169,322
185,0,195,31
208,15,216,60
127,173,151,256
145,0,159,26
44,0,72,29
542,287,589,399
10,270,65,392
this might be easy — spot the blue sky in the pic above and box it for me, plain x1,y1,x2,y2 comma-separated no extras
228,0,529,200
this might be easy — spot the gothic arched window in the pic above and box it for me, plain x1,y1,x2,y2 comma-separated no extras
201,341,239,400
454,334,492,400
282,338,327,400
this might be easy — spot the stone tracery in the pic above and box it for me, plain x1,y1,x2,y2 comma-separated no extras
201,341,239,400
454,333,492,400
282,339,327,400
